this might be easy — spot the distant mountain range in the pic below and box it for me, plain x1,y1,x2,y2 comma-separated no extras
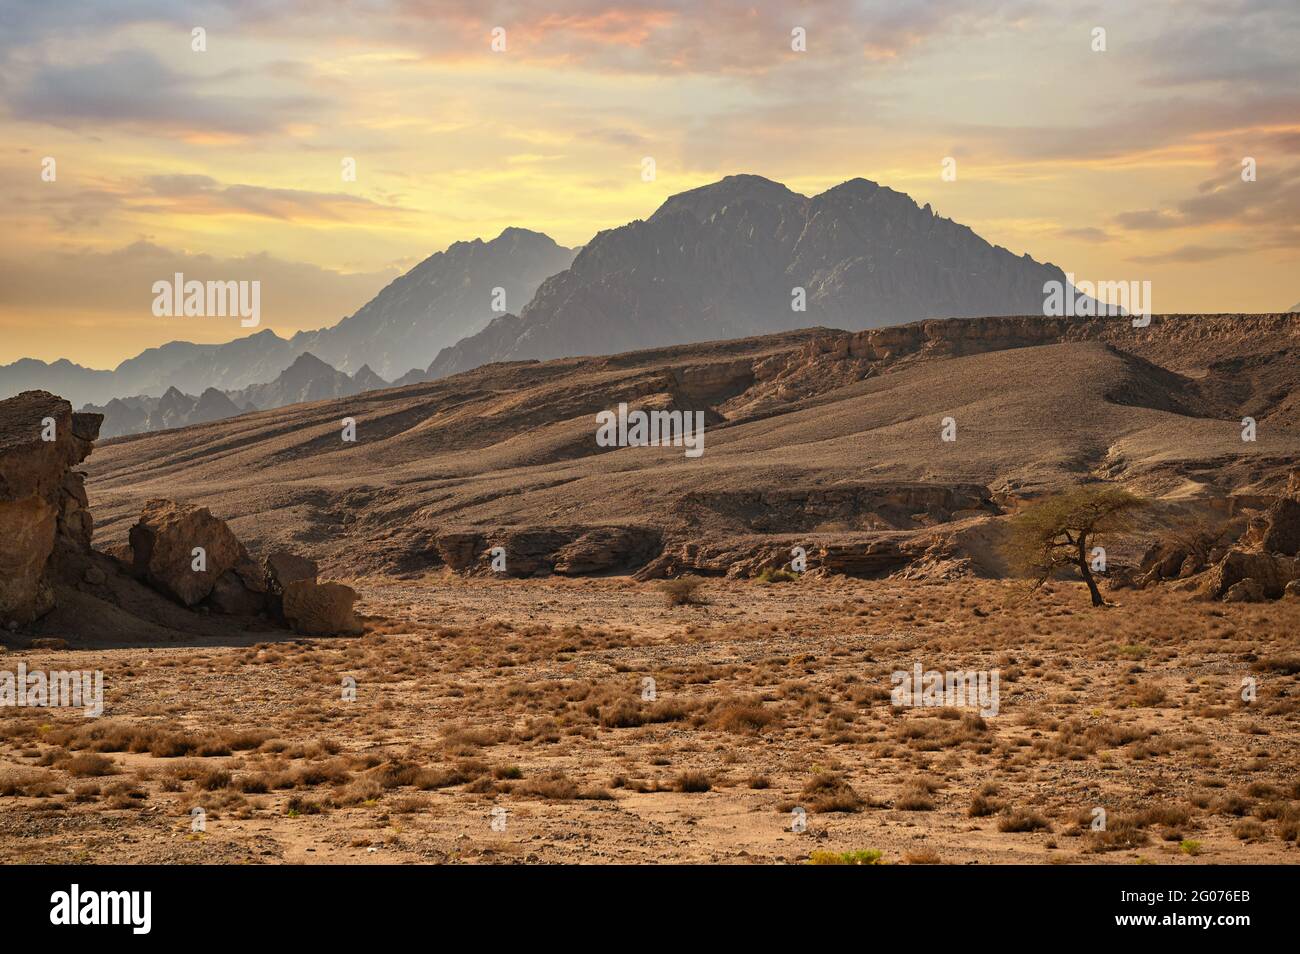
1,228,574,409
5,174,1142,435
83,353,388,438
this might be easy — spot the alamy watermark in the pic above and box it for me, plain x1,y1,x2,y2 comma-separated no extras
595,402,705,458
1,663,103,717
1042,273,1151,327
50,884,150,934
891,662,999,717
152,273,260,327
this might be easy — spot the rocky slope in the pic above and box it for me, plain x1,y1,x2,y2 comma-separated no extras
427,175,1081,377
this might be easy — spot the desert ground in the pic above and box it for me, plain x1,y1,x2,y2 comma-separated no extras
3,573,1298,865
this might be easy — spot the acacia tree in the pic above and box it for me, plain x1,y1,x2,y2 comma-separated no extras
1005,487,1143,607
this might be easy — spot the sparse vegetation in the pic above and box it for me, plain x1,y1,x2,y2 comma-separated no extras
2,573,1294,864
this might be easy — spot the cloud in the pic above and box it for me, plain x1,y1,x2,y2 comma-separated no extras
1113,162,1300,251
6,50,327,138
139,174,411,221
1058,227,1112,242
348,0,1038,75
1129,244,1246,265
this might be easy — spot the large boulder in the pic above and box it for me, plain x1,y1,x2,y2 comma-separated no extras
0,391,101,626
263,550,317,618
265,550,318,592
128,499,247,606
1261,498,1300,556
1224,579,1267,603
1201,548,1300,601
281,579,362,636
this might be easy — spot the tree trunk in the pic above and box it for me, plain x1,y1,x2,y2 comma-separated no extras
1076,532,1104,607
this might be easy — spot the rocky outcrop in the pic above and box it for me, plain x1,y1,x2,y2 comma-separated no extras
633,540,790,581
434,526,660,577
553,528,663,575
434,531,485,572
1175,470,1300,602
631,534,928,581
815,540,912,577
0,391,101,626
1200,549,1300,601
675,484,997,533
2,390,360,642
1261,498,1300,556
128,499,249,606
282,579,362,636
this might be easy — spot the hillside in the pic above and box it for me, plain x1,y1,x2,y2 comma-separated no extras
82,313,1300,577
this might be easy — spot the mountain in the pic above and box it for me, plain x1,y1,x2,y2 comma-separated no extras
190,387,244,425
81,313,1300,579
0,358,116,408
147,387,196,432
85,354,388,438
287,227,576,379
0,229,574,406
229,352,367,409
4,174,1090,404
95,397,148,438
427,174,1079,378
350,364,388,392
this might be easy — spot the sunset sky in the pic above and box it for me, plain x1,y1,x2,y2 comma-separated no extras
2,0,1297,368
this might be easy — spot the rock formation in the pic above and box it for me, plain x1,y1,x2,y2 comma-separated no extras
1134,470,1300,602
0,391,101,627
129,499,251,606
1,390,360,641
282,580,362,636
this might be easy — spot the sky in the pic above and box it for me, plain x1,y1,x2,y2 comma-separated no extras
1,0,1297,369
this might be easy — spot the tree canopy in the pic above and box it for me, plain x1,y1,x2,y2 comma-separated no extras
1004,486,1144,606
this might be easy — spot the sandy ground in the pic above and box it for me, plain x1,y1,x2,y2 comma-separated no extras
2,574,1298,865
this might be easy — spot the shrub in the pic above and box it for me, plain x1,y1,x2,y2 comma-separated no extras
658,577,707,607
998,808,1052,833
675,771,712,793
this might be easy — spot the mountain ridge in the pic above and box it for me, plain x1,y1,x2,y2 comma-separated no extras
426,174,1080,378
